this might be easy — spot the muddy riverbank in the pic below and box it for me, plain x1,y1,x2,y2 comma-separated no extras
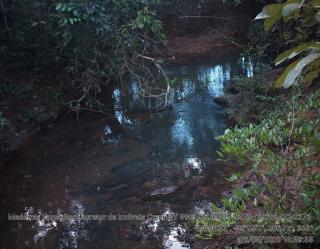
158,8,251,65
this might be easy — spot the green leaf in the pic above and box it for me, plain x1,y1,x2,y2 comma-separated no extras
304,67,320,86
282,3,300,17
312,0,320,8
255,9,270,20
255,1,303,30
277,53,320,88
226,172,241,182
211,203,221,213
303,59,320,86
56,3,62,10
263,4,283,31
254,197,258,207
275,42,320,65
238,201,246,212
275,59,300,88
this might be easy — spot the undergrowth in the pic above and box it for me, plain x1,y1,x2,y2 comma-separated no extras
225,71,288,125
195,88,320,247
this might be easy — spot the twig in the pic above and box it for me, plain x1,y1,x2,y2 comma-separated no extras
70,107,114,116
208,27,243,49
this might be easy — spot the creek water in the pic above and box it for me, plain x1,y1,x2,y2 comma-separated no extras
1,55,258,249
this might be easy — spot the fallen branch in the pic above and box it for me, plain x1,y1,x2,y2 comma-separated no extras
208,27,243,49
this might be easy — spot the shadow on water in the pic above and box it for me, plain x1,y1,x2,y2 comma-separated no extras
0,54,259,249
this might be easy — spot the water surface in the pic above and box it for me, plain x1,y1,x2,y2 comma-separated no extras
1,55,257,249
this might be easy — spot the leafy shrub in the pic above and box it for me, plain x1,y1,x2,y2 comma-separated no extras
255,0,320,88
1,0,167,111
198,89,320,242
197,4,320,237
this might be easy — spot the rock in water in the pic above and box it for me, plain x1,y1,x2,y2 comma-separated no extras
150,186,179,196
212,96,229,107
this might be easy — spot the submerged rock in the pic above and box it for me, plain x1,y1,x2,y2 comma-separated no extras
150,186,179,196
212,96,229,107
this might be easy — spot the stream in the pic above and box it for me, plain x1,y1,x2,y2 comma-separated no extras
1,54,258,249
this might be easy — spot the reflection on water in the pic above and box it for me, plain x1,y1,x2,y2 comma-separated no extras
2,54,259,249
115,55,259,162
163,225,190,249
21,198,89,249
101,124,118,144
58,199,89,249
241,56,254,77
198,64,231,96
171,117,194,147
141,208,190,249
113,89,134,126
175,79,195,100
182,157,204,177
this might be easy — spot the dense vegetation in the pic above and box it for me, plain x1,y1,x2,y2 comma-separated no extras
1,0,167,101
0,0,169,157
195,0,320,247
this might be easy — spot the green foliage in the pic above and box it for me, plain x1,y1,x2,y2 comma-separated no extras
195,89,320,243
224,69,288,126
226,172,241,182
247,22,274,58
255,0,320,88
1,0,166,108
128,7,166,41
274,42,320,88
216,89,320,238
194,205,236,238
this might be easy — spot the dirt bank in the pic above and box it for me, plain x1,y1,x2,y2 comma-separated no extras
160,8,251,65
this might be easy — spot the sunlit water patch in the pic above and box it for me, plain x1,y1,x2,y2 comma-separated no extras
140,208,190,249
15,198,89,249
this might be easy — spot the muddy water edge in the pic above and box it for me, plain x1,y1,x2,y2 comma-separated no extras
0,54,258,249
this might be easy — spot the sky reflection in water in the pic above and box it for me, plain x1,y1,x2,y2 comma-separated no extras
112,55,257,163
